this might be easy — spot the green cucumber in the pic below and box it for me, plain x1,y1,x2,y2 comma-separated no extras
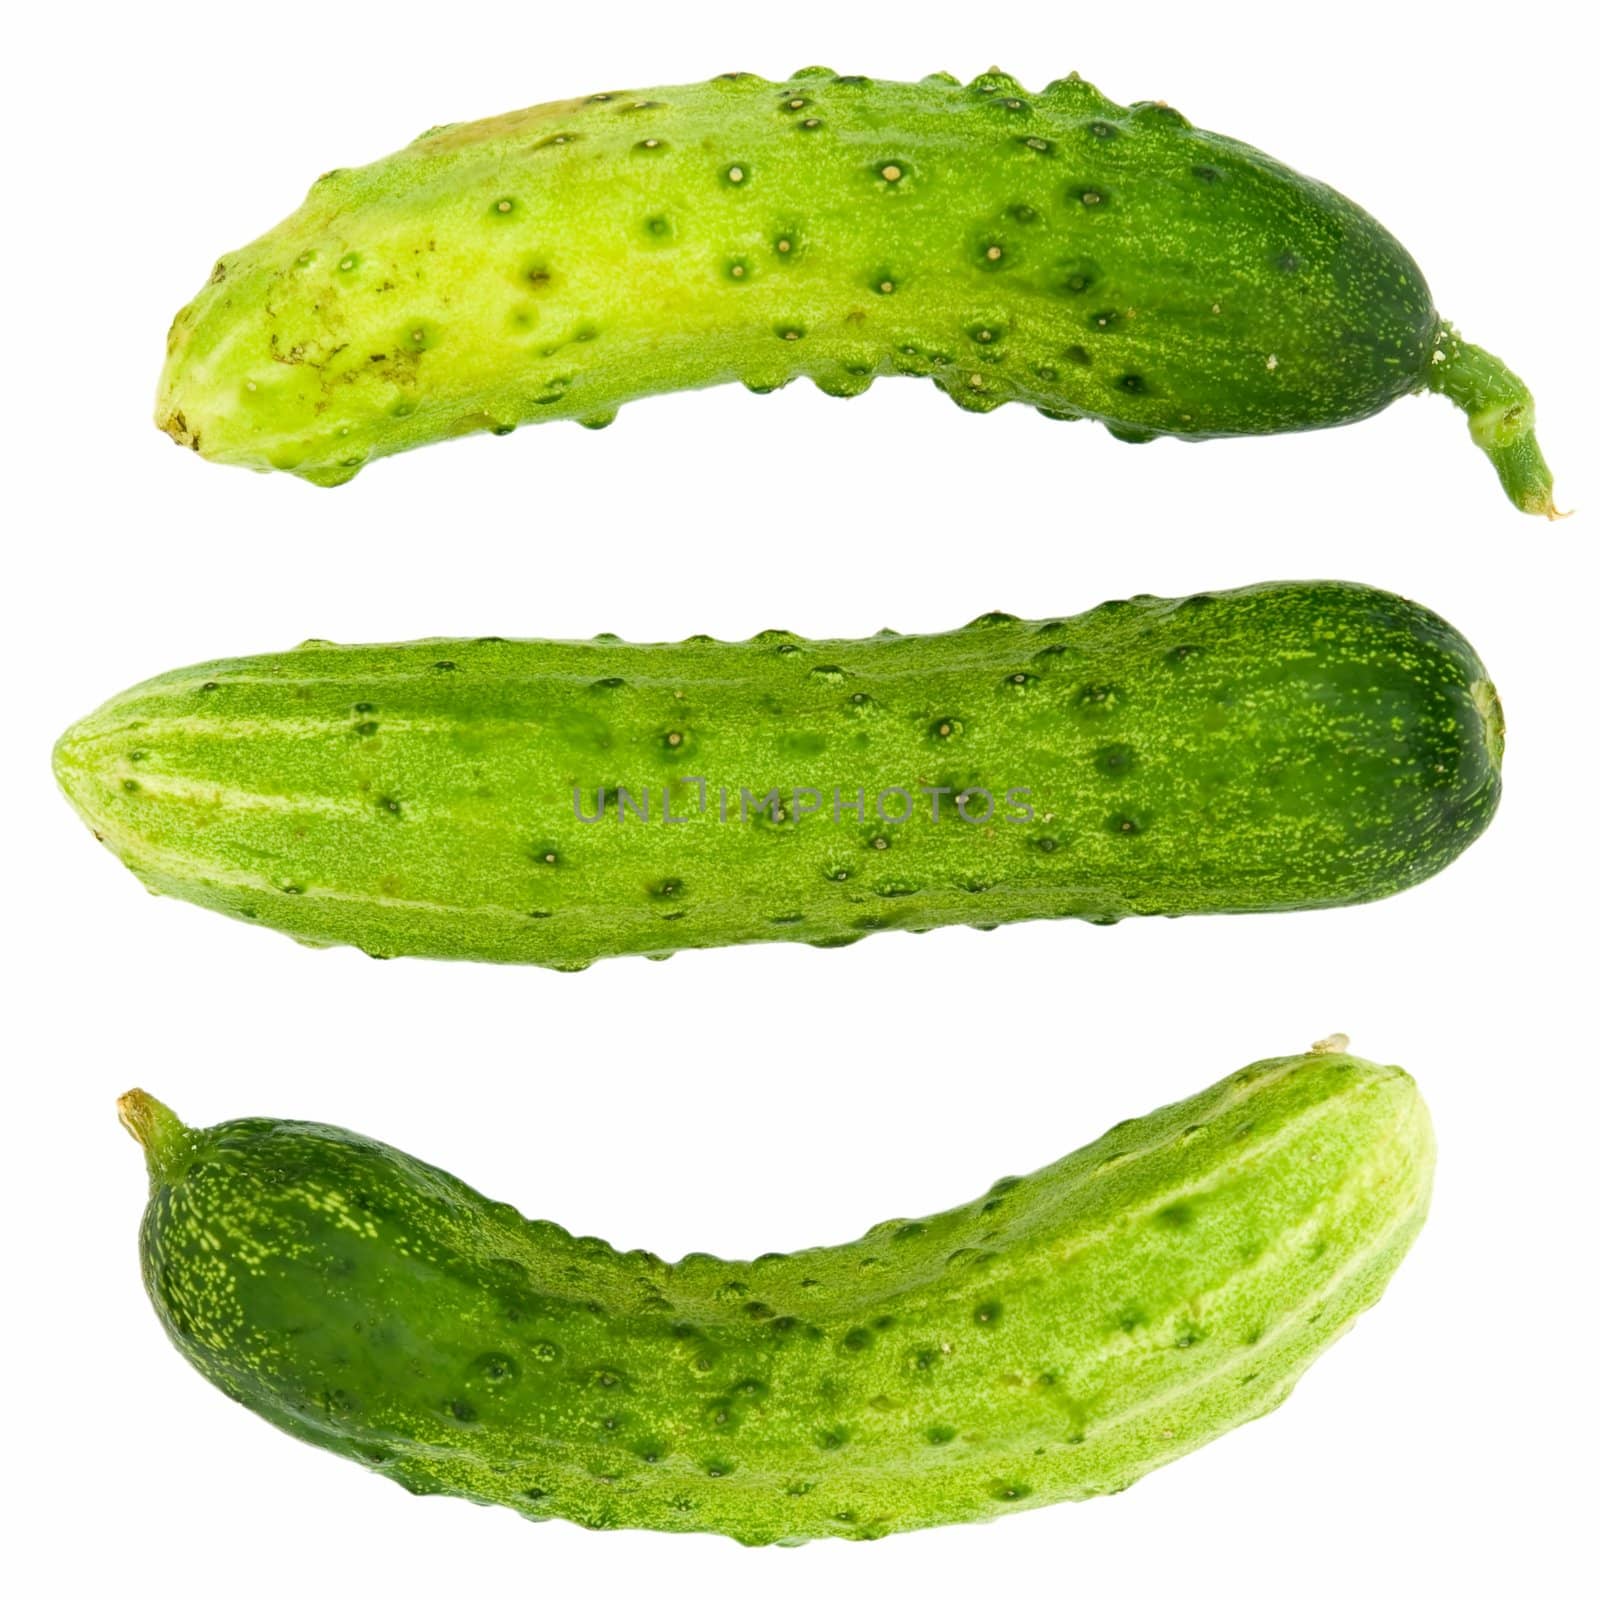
53,580,1502,970
120,1041,1432,1543
157,69,1556,513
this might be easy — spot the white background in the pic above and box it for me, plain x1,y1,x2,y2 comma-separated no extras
6,2,1594,1594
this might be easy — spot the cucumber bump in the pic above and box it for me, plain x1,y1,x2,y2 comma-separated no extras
157,69,1557,512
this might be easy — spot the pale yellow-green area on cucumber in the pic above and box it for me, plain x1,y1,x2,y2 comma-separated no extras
123,1041,1433,1543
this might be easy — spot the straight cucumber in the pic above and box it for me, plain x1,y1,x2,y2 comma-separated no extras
120,1041,1433,1543
157,69,1557,512
53,581,1503,969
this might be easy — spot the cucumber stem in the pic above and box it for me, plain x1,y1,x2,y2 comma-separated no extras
118,1090,196,1187
1427,326,1563,517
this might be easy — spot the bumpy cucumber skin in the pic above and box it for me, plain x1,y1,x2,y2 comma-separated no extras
124,1049,1433,1543
158,69,1442,486
54,581,1502,970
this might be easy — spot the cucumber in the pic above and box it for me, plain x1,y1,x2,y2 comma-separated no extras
120,1041,1432,1543
53,580,1502,970
157,69,1557,513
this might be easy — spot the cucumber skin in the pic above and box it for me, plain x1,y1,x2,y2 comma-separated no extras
158,69,1440,485
53,581,1502,970
124,1049,1433,1543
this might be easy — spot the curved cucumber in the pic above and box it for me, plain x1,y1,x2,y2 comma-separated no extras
157,69,1556,512
53,581,1502,970
121,1043,1433,1543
